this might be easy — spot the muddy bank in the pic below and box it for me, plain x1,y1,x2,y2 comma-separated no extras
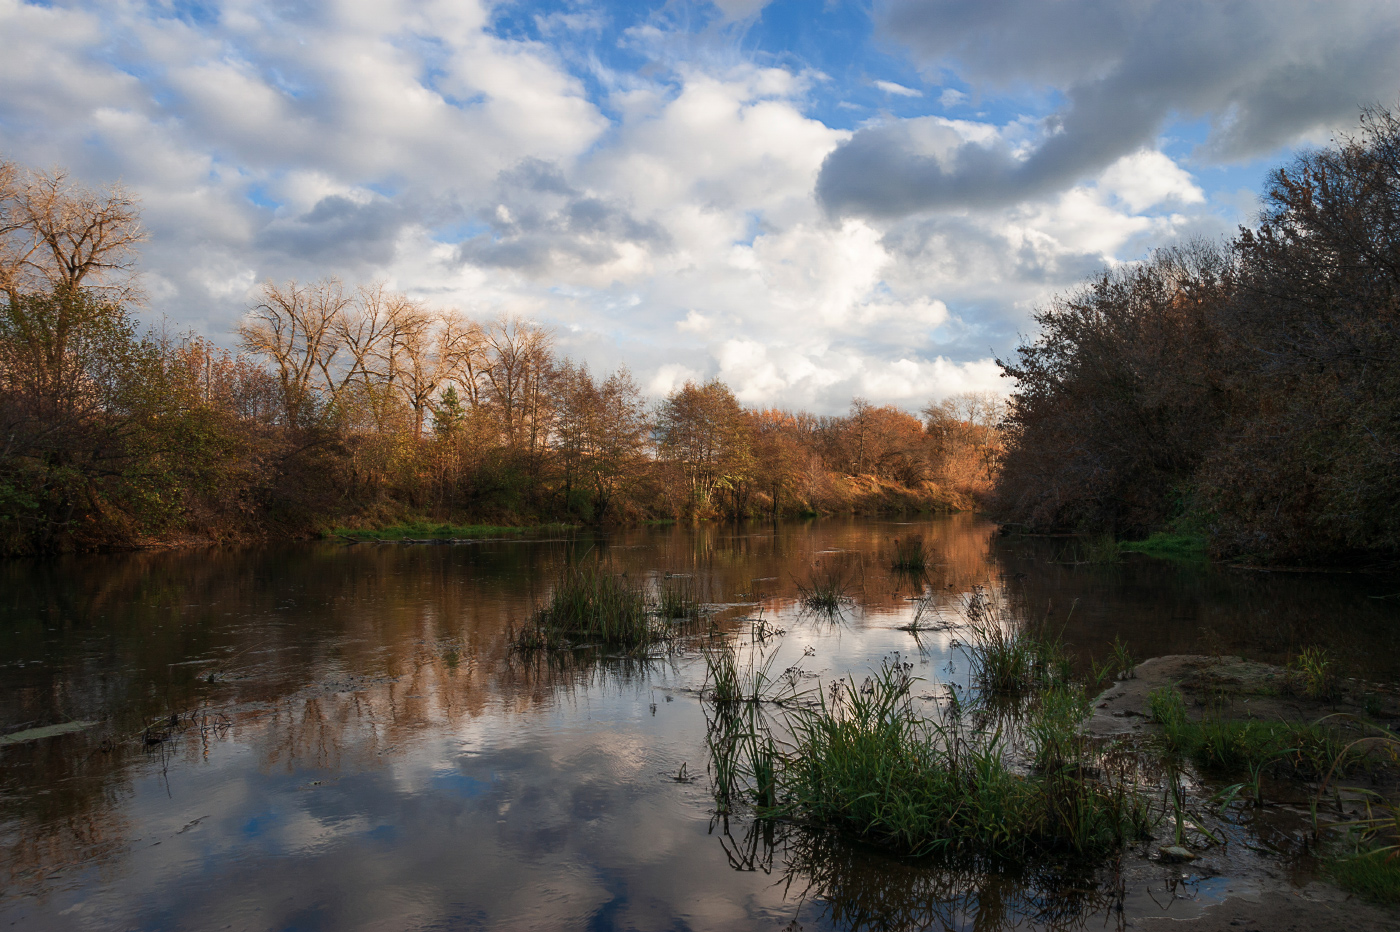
1087,653,1400,930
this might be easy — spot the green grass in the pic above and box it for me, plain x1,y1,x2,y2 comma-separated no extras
1024,684,1092,772
758,658,1152,859
1118,532,1208,563
332,520,575,540
701,640,785,705
1289,646,1338,700
959,588,1069,699
658,576,703,621
513,563,657,651
1328,849,1400,904
1148,686,1365,778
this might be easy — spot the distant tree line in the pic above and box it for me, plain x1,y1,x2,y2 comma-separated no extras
0,160,1002,554
996,105,1400,564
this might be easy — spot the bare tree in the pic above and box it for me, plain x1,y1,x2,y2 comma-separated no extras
397,307,481,438
237,280,351,427
0,165,145,304
481,316,554,448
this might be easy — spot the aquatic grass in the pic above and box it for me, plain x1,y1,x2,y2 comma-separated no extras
701,644,789,815
333,521,574,541
764,658,1152,859
701,640,791,705
513,563,657,651
1024,684,1092,773
1118,532,1209,563
1328,848,1400,904
657,575,703,621
1149,686,1370,779
1110,636,1137,679
780,826,1121,932
890,536,927,572
959,587,1067,699
796,565,853,618
1312,716,1400,856
1084,534,1120,564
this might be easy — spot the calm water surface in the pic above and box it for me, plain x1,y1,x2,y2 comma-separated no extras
3,517,1400,931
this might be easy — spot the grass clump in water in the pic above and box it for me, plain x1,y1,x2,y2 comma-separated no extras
796,566,852,618
768,658,1151,858
890,536,927,572
1024,684,1092,773
512,563,656,651
657,575,703,621
959,587,1068,698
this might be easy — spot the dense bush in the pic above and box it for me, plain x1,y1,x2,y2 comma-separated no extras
996,105,1400,564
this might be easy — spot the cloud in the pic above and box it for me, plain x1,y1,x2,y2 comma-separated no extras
874,80,921,98
456,159,672,277
938,88,967,108
0,0,1376,414
818,0,1400,219
711,0,774,21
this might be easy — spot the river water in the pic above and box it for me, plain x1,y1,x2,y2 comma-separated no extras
3,516,1399,930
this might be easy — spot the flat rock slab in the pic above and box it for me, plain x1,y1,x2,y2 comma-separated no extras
1085,653,1398,738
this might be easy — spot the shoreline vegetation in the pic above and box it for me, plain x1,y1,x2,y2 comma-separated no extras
0,160,999,557
697,622,1400,903
5,104,1400,571
329,521,577,542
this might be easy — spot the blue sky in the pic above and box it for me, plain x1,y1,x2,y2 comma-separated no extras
2,0,1396,411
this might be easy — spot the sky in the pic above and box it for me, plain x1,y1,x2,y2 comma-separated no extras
2,0,1397,412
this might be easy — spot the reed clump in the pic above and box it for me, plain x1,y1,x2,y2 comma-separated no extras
513,563,657,651
796,566,852,617
890,536,927,572
778,660,1151,857
710,657,1151,860
657,575,703,621
959,587,1068,698
702,641,786,705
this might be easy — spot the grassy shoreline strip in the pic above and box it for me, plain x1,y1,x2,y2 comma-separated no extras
1119,532,1209,563
330,521,577,540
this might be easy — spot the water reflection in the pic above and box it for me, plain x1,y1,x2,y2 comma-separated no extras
778,825,1122,932
1,516,1397,930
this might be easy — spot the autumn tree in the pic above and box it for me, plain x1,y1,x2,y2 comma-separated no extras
1199,105,1400,558
924,391,1007,499
237,279,352,428
655,379,753,515
0,163,145,305
554,364,649,519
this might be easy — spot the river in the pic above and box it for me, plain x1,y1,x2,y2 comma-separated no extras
3,516,1399,930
